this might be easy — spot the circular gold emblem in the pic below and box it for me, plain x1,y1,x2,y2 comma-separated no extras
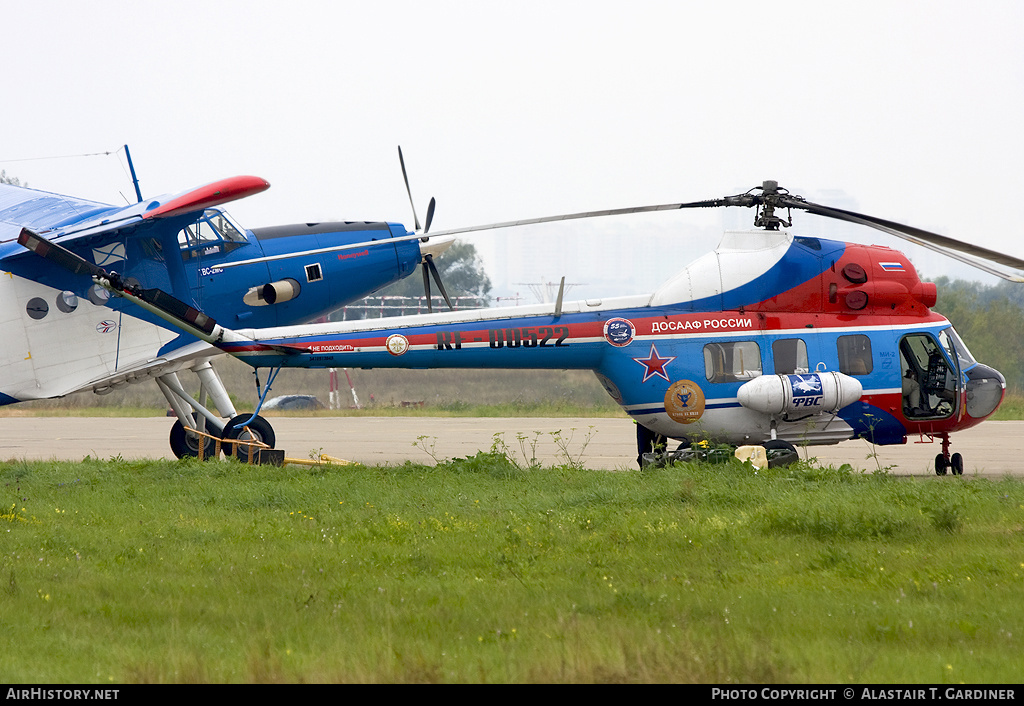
664,380,706,424
386,334,410,356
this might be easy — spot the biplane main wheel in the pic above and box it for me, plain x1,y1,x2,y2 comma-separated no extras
951,453,964,476
169,420,218,460
221,414,276,463
934,454,949,476
762,439,799,468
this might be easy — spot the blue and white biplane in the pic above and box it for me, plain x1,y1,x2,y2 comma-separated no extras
1,148,453,457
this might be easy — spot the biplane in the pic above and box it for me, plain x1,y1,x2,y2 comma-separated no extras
1,148,453,458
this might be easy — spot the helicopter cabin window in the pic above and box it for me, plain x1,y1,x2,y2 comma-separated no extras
772,338,808,374
900,333,957,419
177,209,247,260
704,341,762,383
837,335,872,375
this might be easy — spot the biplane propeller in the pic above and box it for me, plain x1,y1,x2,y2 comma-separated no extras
399,146,452,312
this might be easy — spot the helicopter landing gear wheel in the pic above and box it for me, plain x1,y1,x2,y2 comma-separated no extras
934,434,962,476
951,452,964,476
636,423,669,469
762,439,799,467
169,419,217,460
221,415,276,463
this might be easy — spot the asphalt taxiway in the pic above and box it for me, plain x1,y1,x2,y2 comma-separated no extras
1,416,1022,477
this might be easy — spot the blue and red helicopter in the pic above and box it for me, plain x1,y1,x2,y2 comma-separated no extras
62,178,1016,474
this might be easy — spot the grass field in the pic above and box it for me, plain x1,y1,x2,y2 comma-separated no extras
3,450,1023,684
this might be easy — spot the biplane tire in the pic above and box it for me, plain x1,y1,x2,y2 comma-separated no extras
762,439,799,468
169,420,218,460
221,414,276,463
951,453,964,476
934,454,948,476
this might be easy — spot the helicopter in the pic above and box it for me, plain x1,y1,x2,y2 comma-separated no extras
29,178,1020,475
0,147,456,459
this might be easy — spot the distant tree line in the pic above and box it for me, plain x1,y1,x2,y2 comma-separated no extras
0,170,25,186
931,277,1024,391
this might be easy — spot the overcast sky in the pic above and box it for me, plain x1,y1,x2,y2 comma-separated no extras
4,0,1023,297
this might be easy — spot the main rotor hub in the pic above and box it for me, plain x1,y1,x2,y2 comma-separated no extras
753,180,792,231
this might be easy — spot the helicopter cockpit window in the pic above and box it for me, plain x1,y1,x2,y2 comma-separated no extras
704,341,762,383
772,338,808,375
837,335,873,375
177,209,247,260
938,326,977,370
900,333,957,419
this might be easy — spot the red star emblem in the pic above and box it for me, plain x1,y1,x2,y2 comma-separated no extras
633,343,676,383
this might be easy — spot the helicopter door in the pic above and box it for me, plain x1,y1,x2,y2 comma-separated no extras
898,333,960,420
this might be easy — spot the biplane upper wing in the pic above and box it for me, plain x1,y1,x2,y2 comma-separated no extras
0,176,269,264
0,182,120,244
0,176,271,404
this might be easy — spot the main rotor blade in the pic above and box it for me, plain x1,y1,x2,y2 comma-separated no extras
425,196,749,239
132,284,219,336
18,228,107,278
92,275,304,353
425,254,453,310
398,146,421,232
219,196,753,269
780,196,1024,281
215,178,1024,283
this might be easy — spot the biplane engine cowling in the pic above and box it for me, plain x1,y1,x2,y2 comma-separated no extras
737,372,863,417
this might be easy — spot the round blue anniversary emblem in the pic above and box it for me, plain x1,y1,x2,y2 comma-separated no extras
603,318,635,347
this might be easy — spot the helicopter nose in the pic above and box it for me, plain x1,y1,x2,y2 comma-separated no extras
965,363,1005,419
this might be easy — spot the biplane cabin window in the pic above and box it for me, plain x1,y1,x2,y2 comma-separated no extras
56,291,79,314
26,297,48,320
305,263,324,283
900,333,957,419
704,341,762,383
772,338,809,374
837,334,872,375
177,209,247,260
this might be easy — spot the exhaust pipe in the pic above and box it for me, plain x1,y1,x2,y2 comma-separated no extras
243,278,301,306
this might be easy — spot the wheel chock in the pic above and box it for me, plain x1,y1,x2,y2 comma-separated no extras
257,449,286,466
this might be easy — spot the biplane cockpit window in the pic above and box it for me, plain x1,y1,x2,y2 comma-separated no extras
177,209,247,260
704,341,762,383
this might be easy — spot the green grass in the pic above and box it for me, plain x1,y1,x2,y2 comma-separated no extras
992,392,1024,420
3,451,1023,683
